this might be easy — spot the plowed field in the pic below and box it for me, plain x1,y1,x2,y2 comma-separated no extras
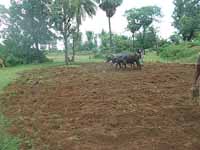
1,63,200,150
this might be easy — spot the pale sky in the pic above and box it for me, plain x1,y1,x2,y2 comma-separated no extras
81,0,176,39
0,0,176,40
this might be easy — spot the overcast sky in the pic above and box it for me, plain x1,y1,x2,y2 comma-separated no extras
0,0,176,39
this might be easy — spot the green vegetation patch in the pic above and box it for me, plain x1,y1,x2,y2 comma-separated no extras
159,43,200,63
0,62,64,93
0,113,21,150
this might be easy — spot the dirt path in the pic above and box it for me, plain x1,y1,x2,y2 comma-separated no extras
1,63,200,150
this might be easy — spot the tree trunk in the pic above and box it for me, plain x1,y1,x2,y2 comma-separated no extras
72,36,75,62
64,36,69,65
142,27,146,49
108,17,113,50
26,46,31,64
188,30,194,41
35,41,41,63
183,35,187,41
72,44,75,62
132,34,134,51
73,23,80,62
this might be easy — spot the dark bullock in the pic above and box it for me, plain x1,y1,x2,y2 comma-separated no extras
106,54,126,69
106,53,141,70
122,53,141,70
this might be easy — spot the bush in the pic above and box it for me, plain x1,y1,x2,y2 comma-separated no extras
93,52,105,59
188,40,200,47
37,50,51,63
159,42,200,63
5,54,23,66
0,45,7,59
0,40,50,67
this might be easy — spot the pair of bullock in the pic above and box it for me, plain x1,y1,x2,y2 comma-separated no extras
106,52,143,70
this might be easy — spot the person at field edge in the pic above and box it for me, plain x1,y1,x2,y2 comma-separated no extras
193,53,200,87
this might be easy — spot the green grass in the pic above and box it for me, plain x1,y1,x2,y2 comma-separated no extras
0,62,64,93
0,113,21,150
47,52,104,64
144,51,163,63
0,53,103,96
75,55,104,63
47,52,65,62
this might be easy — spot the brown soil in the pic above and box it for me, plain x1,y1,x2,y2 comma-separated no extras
1,63,200,150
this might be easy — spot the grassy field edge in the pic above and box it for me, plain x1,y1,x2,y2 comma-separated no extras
0,61,66,150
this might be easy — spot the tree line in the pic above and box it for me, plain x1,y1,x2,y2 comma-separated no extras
0,0,199,66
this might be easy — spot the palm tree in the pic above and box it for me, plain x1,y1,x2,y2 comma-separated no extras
72,0,97,62
96,0,123,50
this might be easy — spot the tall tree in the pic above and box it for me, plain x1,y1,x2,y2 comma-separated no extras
51,0,76,65
125,6,161,49
99,30,132,53
99,29,110,52
173,0,200,41
72,0,97,61
125,9,142,50
96,0,123,50
1,0,53,64
70,27,77,61
132,27,158,50
15,0,52,62
94,34,98,49
85,31,95,51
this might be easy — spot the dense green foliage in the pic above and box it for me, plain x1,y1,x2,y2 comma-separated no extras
0,43,49,66
84,31,97,51
134,26,159,49
0,0,97,66
173,0,200,41
99,30,132,53
125,6,161,49
98,28,161,54
159,42,200,63
0,1,52,66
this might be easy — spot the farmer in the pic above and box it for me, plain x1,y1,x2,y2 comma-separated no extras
193,54,200,86
192,53,200,101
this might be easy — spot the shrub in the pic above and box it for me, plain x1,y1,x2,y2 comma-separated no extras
5,54,22,66
188,40,200,47
159,42,200,63
93,52,105,59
